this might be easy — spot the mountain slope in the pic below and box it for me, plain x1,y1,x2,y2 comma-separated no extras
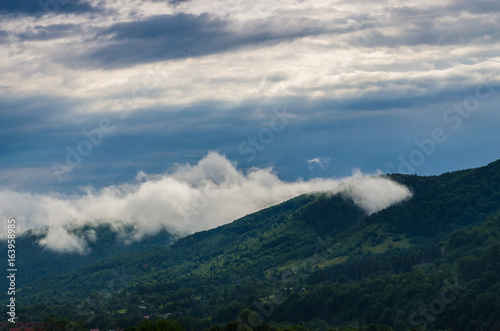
16,159,500,330
270,213,500,330
378,159,500,235
2,223,177,286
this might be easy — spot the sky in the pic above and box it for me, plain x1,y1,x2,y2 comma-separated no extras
1,0,500,250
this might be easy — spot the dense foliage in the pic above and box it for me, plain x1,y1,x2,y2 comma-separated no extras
0,224,176,286
11,160,500,330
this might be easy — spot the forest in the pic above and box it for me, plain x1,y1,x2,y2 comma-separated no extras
8,160,500,330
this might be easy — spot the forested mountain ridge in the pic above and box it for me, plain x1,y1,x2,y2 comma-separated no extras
16,160,500,331
380,159,500,235
1,223,177,286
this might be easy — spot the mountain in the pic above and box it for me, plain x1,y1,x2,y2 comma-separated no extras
15,160,500,331
2,223,177,286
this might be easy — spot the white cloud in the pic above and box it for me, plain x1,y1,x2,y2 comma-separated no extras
37,227,89,254
307,156,331,169
1,0,500,114
336,170,412,215
0,152,411,253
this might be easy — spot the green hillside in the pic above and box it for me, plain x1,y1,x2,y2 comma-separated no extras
14,160,500,331
1,223,177,286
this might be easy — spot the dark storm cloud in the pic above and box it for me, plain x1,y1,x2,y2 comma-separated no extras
74,13,332,69
0,0,98,16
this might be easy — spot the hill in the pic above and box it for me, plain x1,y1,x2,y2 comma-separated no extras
15,160,500,330
1,223,177,286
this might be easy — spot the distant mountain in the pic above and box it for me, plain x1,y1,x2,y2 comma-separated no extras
2,223,177,286
16,160,500,331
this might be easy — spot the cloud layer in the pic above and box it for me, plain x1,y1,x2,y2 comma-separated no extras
0,152,411,253
0,0,498,236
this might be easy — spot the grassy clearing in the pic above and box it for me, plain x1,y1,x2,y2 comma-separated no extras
363,235,412,254
317,255,349,268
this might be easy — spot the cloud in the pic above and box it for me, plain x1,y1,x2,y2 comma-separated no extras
0,0,98,16
37,227,89,254
336,170,412,215
10,23,82,42
445,0,500,15
307,156,331,169
0,152,411,253
72,13,332,69
1,0,498,252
